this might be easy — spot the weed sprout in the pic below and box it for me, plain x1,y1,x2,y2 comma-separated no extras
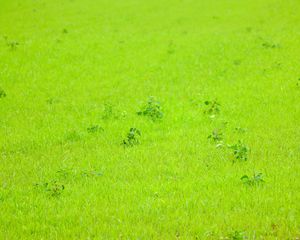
102,103,126,120
228,141,249,161
0,88,6,98
241,173,265,186
87,125,104,133
137,96,163,121
208,129,224,148
122,128,141,147
203,100,220,118
227,230,245,240
34,180,65,197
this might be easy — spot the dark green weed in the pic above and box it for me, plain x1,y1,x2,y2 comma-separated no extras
34,180,65,197
123,128,141,147
102,103,126,120
227,230,246,240
233,59,242,66
241,173,265,186
64,131,82,142
235,127,247,133
228,141,249,161
5,37,19,50
137,96,163,121
0,88,6,98
262,41,280,49
203,100,220,118
81,170,103,177
208,129,224,148
56,168,103,180
87,125,104,133
46,98,59,104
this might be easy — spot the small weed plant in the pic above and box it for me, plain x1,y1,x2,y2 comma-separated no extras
228,141,249,161
102,103,126,120
203,100,220,118
241,173,265,186
208,129,224,147
0,88,6,98
34,180,65,197
123,128,141,147
87,125,104,133
4,36,19,50
137,97,163,121
227,230,246,240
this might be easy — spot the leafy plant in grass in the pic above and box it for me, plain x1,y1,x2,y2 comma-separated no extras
203,100,220,118
56,168,103,180
34,180,65,197
241,173,265,186
46,98,59,104
87,125,104,133
208,129,224,148
64,130,82,142
234,127,247,133
56,168,74,180
122,128,141,147
228,141,249,161
227,230,246,240
137,96,163,121
0,88,6,98
262,41,280,49
81,170,103,177
6,40,19,50
102,103,126,120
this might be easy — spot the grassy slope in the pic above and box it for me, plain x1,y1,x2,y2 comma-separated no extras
0,0,300,239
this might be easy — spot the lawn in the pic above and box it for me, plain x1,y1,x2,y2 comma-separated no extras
0,0,300,239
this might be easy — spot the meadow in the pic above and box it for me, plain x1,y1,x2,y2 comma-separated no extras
0,0,300,239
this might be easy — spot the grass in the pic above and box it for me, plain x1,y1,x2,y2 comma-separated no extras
0,0,300,239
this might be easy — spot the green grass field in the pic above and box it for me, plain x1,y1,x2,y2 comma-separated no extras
1,0,300,239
